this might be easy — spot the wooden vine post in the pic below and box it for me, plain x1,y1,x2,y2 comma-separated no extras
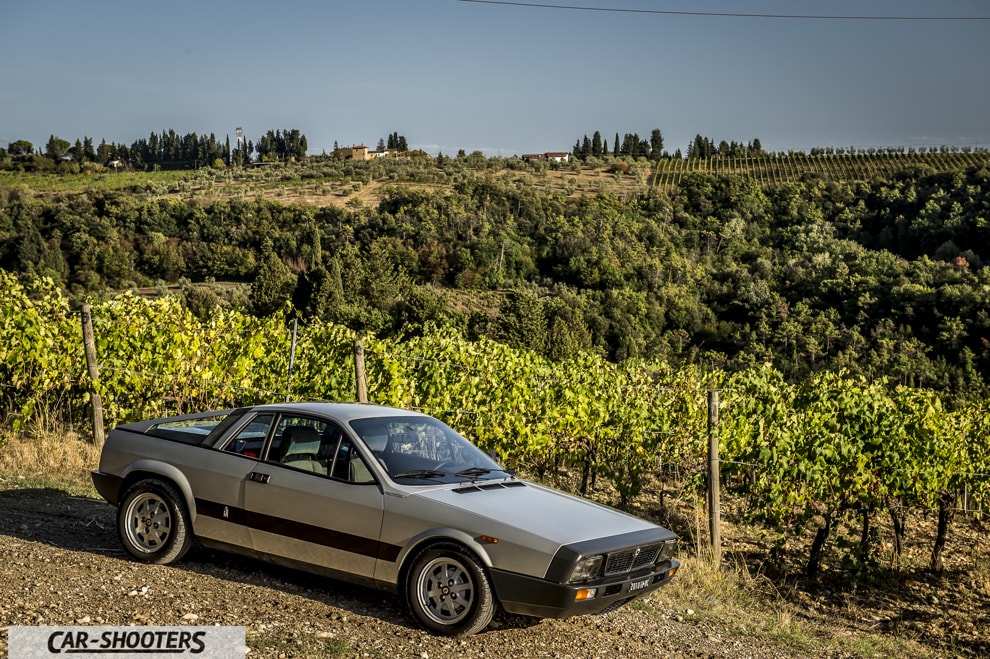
81,303,105,448
707,389,722,564
353,338,368,403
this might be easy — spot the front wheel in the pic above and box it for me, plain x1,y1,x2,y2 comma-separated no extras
406,543,495,636
117,478,192,564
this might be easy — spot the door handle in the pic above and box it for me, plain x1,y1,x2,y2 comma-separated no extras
248,472,270,484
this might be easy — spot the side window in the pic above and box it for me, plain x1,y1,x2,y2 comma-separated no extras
260,415,376,483
220,414,275,458
329,437,376,484
266,416,342,478
267,416,322,461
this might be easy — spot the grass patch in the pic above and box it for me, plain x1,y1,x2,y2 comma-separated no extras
0,413,101,497
248,632,350,657
642,554,937,658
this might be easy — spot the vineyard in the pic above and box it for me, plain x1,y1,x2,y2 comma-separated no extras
652,150,990,191
3,270,989,581
8,148,990,209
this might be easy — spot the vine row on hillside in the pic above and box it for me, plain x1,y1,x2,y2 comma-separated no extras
1,271,987,576
653,151,990,191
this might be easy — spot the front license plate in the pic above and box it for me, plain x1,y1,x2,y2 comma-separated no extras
629,579,650,591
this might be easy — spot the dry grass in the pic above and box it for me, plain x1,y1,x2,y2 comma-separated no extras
0,411,101,496
642,552,940,658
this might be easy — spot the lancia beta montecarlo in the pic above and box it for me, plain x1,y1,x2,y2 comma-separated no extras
92,402,679,636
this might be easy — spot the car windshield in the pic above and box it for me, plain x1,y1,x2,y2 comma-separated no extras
349,415,506,484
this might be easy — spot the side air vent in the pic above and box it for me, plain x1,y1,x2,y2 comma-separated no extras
452,481,527,494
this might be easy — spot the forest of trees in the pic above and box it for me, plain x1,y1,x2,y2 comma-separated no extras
570,130,765,161
572,129,668,160
0,128,309,172
2,153,990,401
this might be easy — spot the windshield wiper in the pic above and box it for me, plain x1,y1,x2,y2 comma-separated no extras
454,466,515,480
454,467,492,478
393,469,446,479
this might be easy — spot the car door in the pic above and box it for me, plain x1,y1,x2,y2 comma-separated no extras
243,414,386,579
185,412,276,549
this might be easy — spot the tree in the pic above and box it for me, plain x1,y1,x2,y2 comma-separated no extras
614,133,620,157
615,132,651,158
83,136,96,162
97,139,112,164
688,134,716,159
592,131,603,157
7,140,33,155
494,288,547,354
293,265,334,319
378,137,386,152
250,239,297,316
45,135,71,162
70,139,85,163
649,129,664,160
465,150,486,169
545,297,593,360
387,132,408,151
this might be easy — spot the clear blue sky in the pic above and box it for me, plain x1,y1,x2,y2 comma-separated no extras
1,0,987,157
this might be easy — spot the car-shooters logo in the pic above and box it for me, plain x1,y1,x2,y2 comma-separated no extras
8,626,246,658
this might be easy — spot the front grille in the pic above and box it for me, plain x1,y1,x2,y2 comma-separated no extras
603,544,662,576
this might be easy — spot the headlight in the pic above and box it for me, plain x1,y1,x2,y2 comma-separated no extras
568,555,603,582
656,539,678,563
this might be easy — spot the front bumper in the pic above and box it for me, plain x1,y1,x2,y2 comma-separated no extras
490,558,679,618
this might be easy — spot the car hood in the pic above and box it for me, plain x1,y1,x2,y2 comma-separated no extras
408,479,661,547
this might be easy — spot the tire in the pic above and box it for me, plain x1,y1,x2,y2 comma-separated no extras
405,543,495,637
117,478,192,564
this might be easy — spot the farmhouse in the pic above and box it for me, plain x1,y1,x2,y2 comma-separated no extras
521,151,570,163
332,145,417,161
334,144,369,161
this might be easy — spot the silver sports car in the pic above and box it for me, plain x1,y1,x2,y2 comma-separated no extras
92,402,679,636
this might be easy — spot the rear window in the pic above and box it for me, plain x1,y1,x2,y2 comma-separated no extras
147,413,230,445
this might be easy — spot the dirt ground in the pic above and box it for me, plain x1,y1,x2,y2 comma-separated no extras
0,480,987,658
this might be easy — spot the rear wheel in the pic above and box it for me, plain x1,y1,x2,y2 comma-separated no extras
117,478,192,564
406,543,495,636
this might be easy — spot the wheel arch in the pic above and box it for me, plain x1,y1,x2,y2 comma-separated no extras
396,529,494,595
119,461,197,521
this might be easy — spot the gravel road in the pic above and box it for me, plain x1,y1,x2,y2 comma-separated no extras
0,485,830,659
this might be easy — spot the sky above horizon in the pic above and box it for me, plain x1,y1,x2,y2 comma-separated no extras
1,1,988,158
